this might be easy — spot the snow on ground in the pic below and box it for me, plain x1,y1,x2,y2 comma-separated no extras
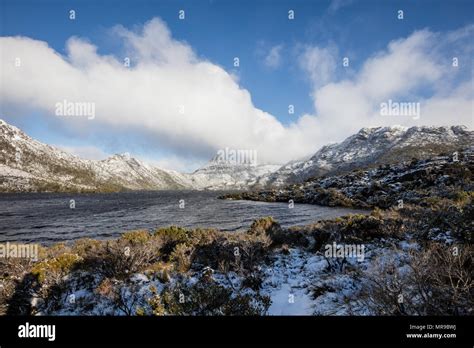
258,241,418,315
40,240,419,316
0,164,33,178
258,248,363,315
261,249,321,315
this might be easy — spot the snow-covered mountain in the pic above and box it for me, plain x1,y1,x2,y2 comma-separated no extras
0,119,193,192
0,119,279,192
257,125,473,187
189,156,280,190
1,119,472,192
92,153,195,190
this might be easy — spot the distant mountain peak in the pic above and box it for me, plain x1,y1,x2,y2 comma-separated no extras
107,152,133,161
0,119,279,192
1,119,472,192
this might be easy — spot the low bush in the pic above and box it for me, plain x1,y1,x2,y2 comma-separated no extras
154,226,189,259
170,243,192,273
355,243,473,315
160,278,271,315
31,253,83,285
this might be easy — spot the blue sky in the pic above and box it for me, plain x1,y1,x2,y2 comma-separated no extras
1,0,473,170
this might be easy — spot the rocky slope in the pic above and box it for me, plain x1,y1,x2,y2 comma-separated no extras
0,120,192,192
0,119,279,192
1,134,472,316
189,157,280,190
1,119,472,192
257,125,473,187
222,147,474,211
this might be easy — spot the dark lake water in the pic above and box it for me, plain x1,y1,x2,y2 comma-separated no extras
0,191,368,245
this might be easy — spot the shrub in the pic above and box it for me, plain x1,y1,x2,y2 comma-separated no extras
31,253,83,284
248,217,279,237
154,226,189,258
247,217,304,246
184,228,221,247
311,188,355,207
170,243,192,273
161,279,271,315
71,238,103,258
143,261,173,282
114,282,149,316
95,278,116,299
0,257,35,315
192,231,270,275
341,214,404,242
120,230,151,244
355,243,473,315
38,242,70,260
191,237,238,272
452,190,473,206
95,238,160,279
146,285,166,315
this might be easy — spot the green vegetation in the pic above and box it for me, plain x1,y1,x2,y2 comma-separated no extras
1,187,472,315
0,148,472,315
31,253,83,284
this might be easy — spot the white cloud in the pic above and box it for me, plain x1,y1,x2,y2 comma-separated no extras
0,18,472,170
264,44,283,69
304,28,473,141
1,18,320,164
298,45,338,88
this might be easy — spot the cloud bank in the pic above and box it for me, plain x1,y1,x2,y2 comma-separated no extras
303,27,473,141
1,18,472,169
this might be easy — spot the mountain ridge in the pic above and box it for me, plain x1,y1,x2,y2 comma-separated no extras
0,119,472,192
255,124,473,187
0,119,192,192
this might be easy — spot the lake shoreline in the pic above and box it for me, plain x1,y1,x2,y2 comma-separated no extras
1,195,471,316
1,151,472,315
0,190,369,245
